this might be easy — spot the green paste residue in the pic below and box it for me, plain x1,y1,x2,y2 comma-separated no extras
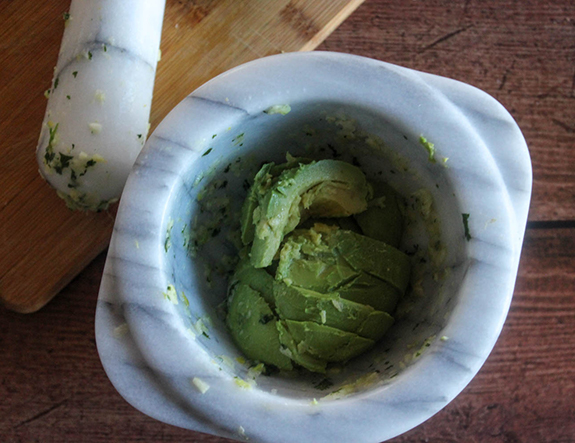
41,121,113,211
419,135,436,163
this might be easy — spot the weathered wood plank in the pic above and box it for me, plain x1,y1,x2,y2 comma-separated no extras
2,0,574,442
319,0,575,222
1,228,573,441
0,0,364,313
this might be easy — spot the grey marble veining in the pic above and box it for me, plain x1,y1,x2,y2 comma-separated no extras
96,52,532,443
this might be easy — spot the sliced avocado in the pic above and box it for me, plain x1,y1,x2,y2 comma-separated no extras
354,182,404,248
230,256,275,306
240,157,317,246
333,230,411,294
240,163,274,245
296,215,363,234
336,272,401,313
227,283,292,370
283,320,375,362
277,225,410,301
277,321,327,373
356,311,394,341
277,252,357,293
272,282,393,341
300,181,367,218
268,154,313,176
246,160,372,268
276,224,357,291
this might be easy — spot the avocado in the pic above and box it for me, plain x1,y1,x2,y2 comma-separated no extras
240,163,274,245
226,282,293,370
272,282,394,341
354,182,404,248
334,230,411,293
242,159,372,268
229,255,275,306
277,321,327,373
228,157,414,374
282,319,375,362
276,224,411,297
275,224,356,291
337,272,401,313
241,156,314,245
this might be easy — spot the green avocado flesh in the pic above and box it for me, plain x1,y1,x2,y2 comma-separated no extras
273,282,394,341
227,282,293,370
282,319,375,362
354,182,404,248
241,159,372,268
227,156,411,373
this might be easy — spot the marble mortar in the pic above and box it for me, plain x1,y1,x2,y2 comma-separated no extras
95,52,532,443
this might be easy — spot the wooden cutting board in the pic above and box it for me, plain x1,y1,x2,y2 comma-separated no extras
0,0,364,313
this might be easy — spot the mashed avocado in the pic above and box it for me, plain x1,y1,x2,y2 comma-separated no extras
226,157,410,373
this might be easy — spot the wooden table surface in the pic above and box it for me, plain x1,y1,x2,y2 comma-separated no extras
1,0,574,442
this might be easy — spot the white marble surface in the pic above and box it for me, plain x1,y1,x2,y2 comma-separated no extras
37,0,165,210
95,52,531,443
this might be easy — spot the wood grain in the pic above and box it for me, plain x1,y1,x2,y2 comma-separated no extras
320,0,575,223
1,228,573,442
2,0,574,442
152,0,365,132
0,0,364,313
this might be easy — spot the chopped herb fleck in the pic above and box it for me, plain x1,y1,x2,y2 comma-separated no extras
103,44,107,52
54,153,73,174
72,71,78,78
462,213,472,241
63,12,70,21
43,123,59,164
66,95,71,100
212,134,217,139
53,77,59,89
202,148,213,157
137,134,142,139
88,51,93,60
